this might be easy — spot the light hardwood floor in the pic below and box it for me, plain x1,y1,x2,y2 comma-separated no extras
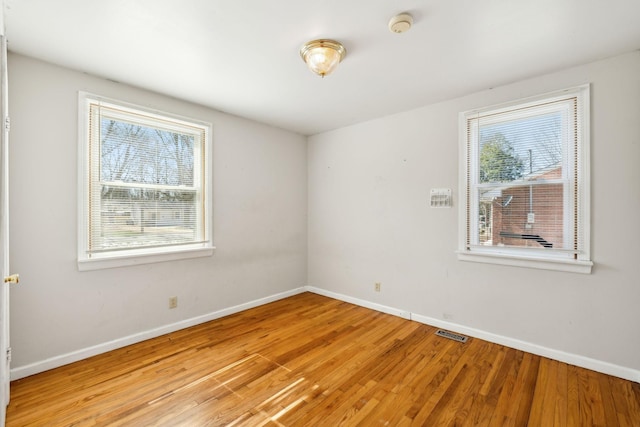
7,292,640,426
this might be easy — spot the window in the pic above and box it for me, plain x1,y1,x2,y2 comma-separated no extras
458,86,592,273
78,93,213,270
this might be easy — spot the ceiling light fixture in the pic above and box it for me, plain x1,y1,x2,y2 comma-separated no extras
300,39,346,78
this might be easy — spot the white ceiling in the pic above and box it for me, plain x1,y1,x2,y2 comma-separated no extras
4,0,640,135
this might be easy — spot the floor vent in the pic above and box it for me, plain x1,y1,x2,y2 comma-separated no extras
435,329,468,343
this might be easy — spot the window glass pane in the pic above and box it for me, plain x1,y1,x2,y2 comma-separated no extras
95,186,197,252
93,113,201,253
476,182,564,249
100,118,195,187
460,86,590,272
472,108,571,251
79,93,212,269
473,106,567,249
478,111,563,184
82,97,210,259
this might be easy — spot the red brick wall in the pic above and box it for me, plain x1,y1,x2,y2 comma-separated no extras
490,168,565,248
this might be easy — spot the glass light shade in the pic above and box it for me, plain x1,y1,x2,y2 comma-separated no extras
300,40,346,77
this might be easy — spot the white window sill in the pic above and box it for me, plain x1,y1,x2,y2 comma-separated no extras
78,246,215,271
456,250,593,274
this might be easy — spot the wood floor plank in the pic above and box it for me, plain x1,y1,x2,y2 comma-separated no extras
485,350,517,426
597,368,618,426
409,339,487,425
577,364,596,425
420,340,494,426
554,359,568,426
610,376,640,427
469,346,517,426
567,364,581,427
527,357,550,426
6,292,639,426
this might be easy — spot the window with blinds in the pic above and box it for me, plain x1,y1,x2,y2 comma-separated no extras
459,86,592,273
78,93,212,269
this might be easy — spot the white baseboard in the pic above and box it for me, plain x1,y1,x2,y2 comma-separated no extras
305,286,411,320
410,313,640,383
305,286,640,383
10,287,307,380
12,286,640,384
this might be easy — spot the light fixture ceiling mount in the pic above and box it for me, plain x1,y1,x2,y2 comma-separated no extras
300,39,346,78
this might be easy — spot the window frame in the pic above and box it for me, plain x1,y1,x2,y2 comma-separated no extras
77,92,214,271
457,85,592,274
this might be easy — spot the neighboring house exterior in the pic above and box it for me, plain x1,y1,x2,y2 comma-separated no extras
481,165,564,249
102,199,192,228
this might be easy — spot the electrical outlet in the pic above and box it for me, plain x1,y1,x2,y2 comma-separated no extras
375,282,381,292
169,296,178,309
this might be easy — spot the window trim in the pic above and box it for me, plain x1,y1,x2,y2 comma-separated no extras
457,85,592,274
77,92,214,271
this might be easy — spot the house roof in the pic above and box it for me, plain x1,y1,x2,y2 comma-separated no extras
479,163,562,202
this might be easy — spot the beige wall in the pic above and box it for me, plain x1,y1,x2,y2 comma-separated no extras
8,53,308,374
8,50,640,382
308,51,640,379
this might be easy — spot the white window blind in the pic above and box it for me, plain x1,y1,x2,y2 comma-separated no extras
459,86,591,273
79,94,212,268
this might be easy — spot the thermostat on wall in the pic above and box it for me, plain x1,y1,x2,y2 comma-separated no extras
430,188,452,208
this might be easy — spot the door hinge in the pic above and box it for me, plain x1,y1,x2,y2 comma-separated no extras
4,116,10,132
6,347,11,363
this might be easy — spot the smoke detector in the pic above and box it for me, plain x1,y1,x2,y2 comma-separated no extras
388,13,413,33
